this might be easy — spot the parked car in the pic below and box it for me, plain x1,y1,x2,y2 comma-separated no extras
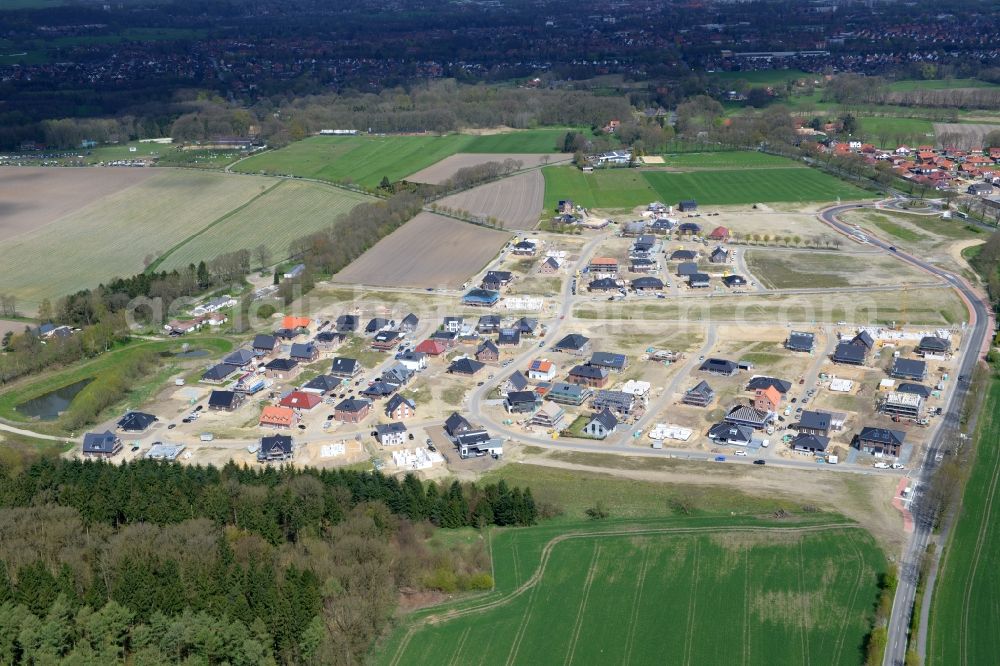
714,455,726,462
753,459,766,465
734,450,747,457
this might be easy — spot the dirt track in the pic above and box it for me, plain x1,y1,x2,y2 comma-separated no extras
0,167,156,241
437,170,545,230
333,212,512,289
406,153,564,184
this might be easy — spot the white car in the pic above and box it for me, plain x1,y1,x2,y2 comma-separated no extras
734,449,748,457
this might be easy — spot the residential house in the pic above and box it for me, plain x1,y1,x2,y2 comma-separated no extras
832,330,875,366
202,363,239,384
688,273,711,288
511,240,537,255
477,315,501,334
462,289,500,307
264,358,298,379
302,375,340,395
568,364,609,388
528,359,557,381
683,380,715,407
514,318,539,336
530,401,566,430
891,358,927,382
723,404,773,430
371,330,402,351
395,351,427,372
589,352,628,373
588,277,620,292
117,411,157,432
456,429,504,458
275,331,299,343
854,427,906,457
386,394,416,420
482,270,513,291
879,392,923,420
361,381,399,400
331,357,362,379
676,261,699,277
366,318,395,334
722,275,747,288
708,226,730,241
224,349,257,369
290,342,319,362
260,406,296,429
700,358,738,376
709,246,729,263
400,313,420,332
476,340,500,363
442,316,464,333
796,410,832,437
501,371,529,397
449,358,485,376
281,316,311,331
897,383,932,398
918,336,951,355
555,334,590,353
670,249,697,261
592,390,639,416
336,315,359,333
786,331,815,353
505,390,540,414
708,423,753,446
584,409,618,439
753,386,782,413
539,257,561,273
677,222,701,235
746,376,792,394
678,200,698,212
445,412,473,437
630,258,658,273
375,422,408,446
279,391,322,411
314,331,345,350
631,276,664,292
209,390,244,411
251,333,281,356
334,398,371,423
258,435,294,463
82,431,122,458
588,257,619,276
497,328,521,347
791,433,830,455
547,382,591,406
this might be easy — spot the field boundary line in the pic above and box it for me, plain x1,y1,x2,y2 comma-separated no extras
830,531,866,666
958,407,1000,666
146,179,286,273
682,538,701,666
621,542,651,666
564,543,602,666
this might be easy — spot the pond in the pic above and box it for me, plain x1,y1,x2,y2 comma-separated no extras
16,378,93,421
173,349,209,359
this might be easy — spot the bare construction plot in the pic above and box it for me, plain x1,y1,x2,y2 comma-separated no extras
333,212,511,288
406,153,565,184
933,123,1000,150
0,167,156,241
744,249,932,289
436,170,545,230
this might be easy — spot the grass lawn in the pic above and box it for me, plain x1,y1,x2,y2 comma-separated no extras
234,130,573,187
887,79,1000,92
336,335,386,369
378,511,886,666
641,168,870,205
928,379,1000,666
707,69,817,85
857,117,935,147
659,151,802,169
543,166,660,211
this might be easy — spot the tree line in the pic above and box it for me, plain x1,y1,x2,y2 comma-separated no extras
0,458,537,664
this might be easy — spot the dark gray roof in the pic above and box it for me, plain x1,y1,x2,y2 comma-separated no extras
331,357,359,374
82,431,118,454
549,382,588,399
336,315,359,331
677,261,699,276
858,427,906,445
253,333,278,350
386,394,416,412
918,335,950,352
891,358,926,378
224,349,256,366
722,274,747,287
506,371,529,391
506,390,539,405
852,330,875,350
687,380,714,398
797,410,831,431
445,412,472,435
117,411,156,431
208,390,238,408
688,273,711,284
589,277,619,290
791,433,829,452
700,358,738,375
366,317,392,332
260,434,293,456
478,314,501,328
833,342,867,364
555,334,590,351
746,376,792,394
589,408,618,431
670,250,697,261
303,375,340,392
896,383,932,398
449,358,485,375
203,363,239,381
515,317,538,333
724,404,772,427
631,277,664,290
477,339,499,355
376,422,407,435
593,390,635,410
335,398,370,412
290,342,317,359
497,328,521,344
265,358,297,371
590,352,628,370
361,381,398,397
708,422,753,444
569,364,608,380
401,313,419,329
786,331,815,351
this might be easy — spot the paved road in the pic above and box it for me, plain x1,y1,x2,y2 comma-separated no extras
816,204,993,666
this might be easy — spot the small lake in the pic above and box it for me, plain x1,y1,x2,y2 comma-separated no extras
16,378,93,421
173,349,209,359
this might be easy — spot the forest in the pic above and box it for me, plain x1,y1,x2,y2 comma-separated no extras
0,459,538,664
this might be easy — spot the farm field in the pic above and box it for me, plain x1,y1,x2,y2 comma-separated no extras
332,212,511,288
927,379,1000,666
380,517,886,666
658,151,801,169
744,249,930,289
0,170,275,310
436,170,545,230
406,153,565,184
543,165,869,211
233,131,572,187
886,78,999,92
933,123,1000,150
0,167,156,241
158,180,372,271
707,69,817,85
857,117,935,147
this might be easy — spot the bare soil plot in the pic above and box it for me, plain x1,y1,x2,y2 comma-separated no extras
436,170,546,230
407,153,565,184
0,167,155,241
0,320,26,337
744,249,932,289
333,212,512,289
933,123,1000,150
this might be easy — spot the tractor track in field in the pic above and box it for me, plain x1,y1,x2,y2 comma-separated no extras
682,539,701,666
564,543,602,666
830,531,866,666
387,522,864,666
797,541,811,666
621,543,651,666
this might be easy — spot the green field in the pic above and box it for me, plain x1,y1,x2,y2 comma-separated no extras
157,179,373,270
380,516,886,666
234,130,570,187
927,379,1000,666
658,151,801,169
857,117,935,147
708,69,817,85
0,170,276,309
542,164,869,211
887,79,1000,92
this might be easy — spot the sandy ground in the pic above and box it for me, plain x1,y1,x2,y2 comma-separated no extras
437,171,546,231
948,238,985,273
333,212,512,289
0,320,28,336
0,167,156,241
407,153,565,185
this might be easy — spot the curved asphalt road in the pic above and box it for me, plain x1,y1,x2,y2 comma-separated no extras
818,204,993,666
